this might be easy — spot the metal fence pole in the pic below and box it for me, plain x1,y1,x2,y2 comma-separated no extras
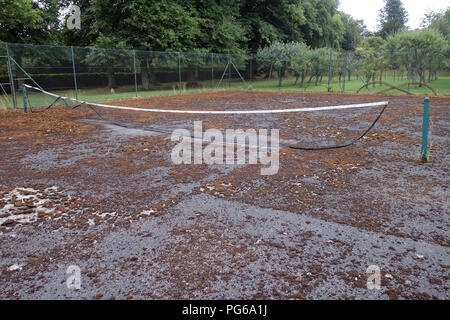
71,46,79,100
133,50,138,97
178,52,182,93
22,85,27,113
228,57,231,88
342,53,347,93
327,49,333,92
5,43,17,108
421,97,431,161
211,53,214,89
250,54,253,82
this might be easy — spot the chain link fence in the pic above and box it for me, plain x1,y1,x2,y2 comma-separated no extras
1,42,449,109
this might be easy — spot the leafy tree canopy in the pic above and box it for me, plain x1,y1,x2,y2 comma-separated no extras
378,0,408,39
422,7,450,41
0,0,61,43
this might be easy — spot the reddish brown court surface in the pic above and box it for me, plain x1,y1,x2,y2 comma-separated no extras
0,90,449,300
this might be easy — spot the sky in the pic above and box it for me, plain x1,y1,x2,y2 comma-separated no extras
338,0,449,32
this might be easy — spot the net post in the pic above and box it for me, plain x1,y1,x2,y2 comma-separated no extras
5,43,17,108
421,97,430,161
71,46,79,100
133,50,138,98
22,85,27,113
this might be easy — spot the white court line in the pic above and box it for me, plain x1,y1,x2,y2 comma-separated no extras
25,84,389,115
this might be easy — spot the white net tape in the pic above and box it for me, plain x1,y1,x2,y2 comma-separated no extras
24,84,388,115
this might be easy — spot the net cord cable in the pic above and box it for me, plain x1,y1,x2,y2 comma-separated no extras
23,84,389,150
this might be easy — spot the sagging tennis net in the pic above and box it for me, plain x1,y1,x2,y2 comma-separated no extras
23,84,389,150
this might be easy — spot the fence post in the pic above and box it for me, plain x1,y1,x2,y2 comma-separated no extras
133,50,138,97
421,97,431,161
71,46,78,100
178,52,182,93
327,49,333,92
229,57,233,88
5,43,17,108
342,53,347,93
211,52,214,89
250,54,253,82
22,85,27,113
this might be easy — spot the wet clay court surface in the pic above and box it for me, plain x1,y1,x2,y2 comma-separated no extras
0,90,448,299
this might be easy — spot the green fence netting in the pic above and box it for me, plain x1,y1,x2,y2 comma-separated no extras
1,42,448,109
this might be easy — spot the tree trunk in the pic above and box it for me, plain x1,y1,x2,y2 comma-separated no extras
412,74,417,89
300,71,306,88
268,61,275,80
379,64,383,87
187,64,198,87
365,77,370,90
277,67,286,89
294,75,299,86
107,66,116,89
140,59,151,90
420,72,426,86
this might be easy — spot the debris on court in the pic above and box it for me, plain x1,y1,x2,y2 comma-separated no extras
0,91,448,299
0,186,77,227
7,263,25,272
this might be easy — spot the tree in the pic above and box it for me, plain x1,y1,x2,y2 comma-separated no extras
362,36,386,50
116,0,202,89
378,0,408,39
340,13,364,51
385,29,446,86
0,0,62,44
60,0,102,47
422,8,450,40
176,0,248,87
299,0,344,49
256,41,305,88
240,0,307,51
355,50,382,89
61,0,202,90
307,48,329,86
83,34,129,89
61,0,249,89
0,0,64,90
186,0,247,54
287,43,311,88
240,0,346,51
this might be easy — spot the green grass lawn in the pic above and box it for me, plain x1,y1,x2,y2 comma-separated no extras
240,75,450,96
1,75,449,110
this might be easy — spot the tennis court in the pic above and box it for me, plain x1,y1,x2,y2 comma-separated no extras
0,89,449,299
